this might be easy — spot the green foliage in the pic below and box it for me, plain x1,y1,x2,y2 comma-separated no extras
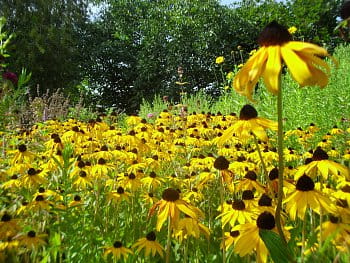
0,0,90,97
259,230,294,263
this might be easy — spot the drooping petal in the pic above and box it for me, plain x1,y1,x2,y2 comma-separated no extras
281,46,313,87
262,46,282,95
234,47,268,100
285,41,328,56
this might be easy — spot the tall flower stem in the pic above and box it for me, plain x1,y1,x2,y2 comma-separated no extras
219,171,226,263
275,83,286,244
166,216,172,263
252,134,268,183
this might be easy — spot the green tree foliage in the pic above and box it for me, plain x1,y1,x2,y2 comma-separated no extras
84,0,259,112
0,0,90,98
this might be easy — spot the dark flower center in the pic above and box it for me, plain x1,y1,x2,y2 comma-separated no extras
257,211,275,230
242,190,254,200
296,174,315,191
214,156,230,170
35,195,45,201
77,161,85,168
258,21,292,46
79,171,87,177
268,168,279,181
258,194,272,207
1,213,11,222
38,187,45,193
312,147,329,161
98,158,106,165
101,145,108,151
74,195,81,201
162,188,180,202
148,192,154,198
117,186,125,194
329,215,340,224
28,231,36,237
341,185,350,193
113,241,122,248
336,199,348,208
230,230,240,237
28,168,37,176
239,104,258,120
128,173,136,179
232,200,245,210
244,171,257,181
18,144,27,152
146,231,156,241
149,171,157,178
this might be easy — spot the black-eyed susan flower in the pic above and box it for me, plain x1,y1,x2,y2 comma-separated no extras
235,170,266,194
217,104,277,144
103,241,133,260
234,21,334,100
0,213,21,239
220,230,240,251
149,188,203,231
132,231,164,258
316,214,350,242
294,147,349,180
173,215,210,242
10,144,35,165
284,174,336,220
217,199,253,228
233,211,289,263
19,168,47,188
15,230,47,250
107,186,132,204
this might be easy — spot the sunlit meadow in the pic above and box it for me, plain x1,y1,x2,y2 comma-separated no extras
1,23,350,263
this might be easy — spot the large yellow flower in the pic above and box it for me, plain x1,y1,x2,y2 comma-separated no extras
132,231,164,258
234,21,333,100
216,104,277,144
149,188,203,231
284,174,336,220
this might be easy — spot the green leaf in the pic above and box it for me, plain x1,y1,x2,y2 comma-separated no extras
259,229,294,263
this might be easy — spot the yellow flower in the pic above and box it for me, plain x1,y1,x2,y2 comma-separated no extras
132,231,164,258
294,147,349,180
15,230,47,250
216,199,253,228
149,188,203,231
233,211,284,263
215,56,225,64
216,104,277,144
234,21,333,101
284,174,336,220
10,144,35,165
288,26,297,34
174,216,210,242
221,230,240,251
103,241,133,260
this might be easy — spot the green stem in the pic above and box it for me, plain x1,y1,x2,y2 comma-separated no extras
275,84,286,243
219,171,226,263
166,216,172,263
252,134,268,184
301,212,306,263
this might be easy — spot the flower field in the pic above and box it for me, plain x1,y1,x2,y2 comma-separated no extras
0,102,350,262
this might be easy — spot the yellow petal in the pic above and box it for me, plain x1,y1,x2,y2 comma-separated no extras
262,46,282,95
284,41,328,56
281,46,312,87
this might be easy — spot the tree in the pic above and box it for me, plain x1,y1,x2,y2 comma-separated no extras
0,0,90,98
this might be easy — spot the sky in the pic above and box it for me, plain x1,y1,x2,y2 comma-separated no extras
220,0,236,6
